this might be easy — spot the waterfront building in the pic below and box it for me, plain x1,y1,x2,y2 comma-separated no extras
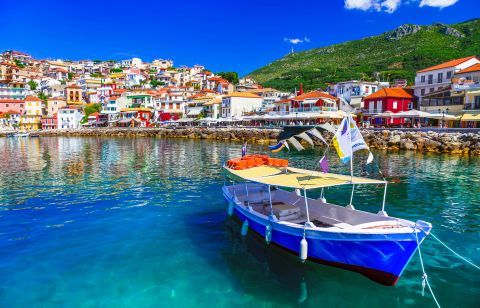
19,96,43,130
0,99,24,114
119,107,152,127
0,110,21,129
58,106,83,129
330,80,389,109
66,84,83,105
221,92,263,118
85,112,108,128
41,114,57,130
203,98,221,119
47,96,67,116
363,88,416,125
414,56,480,109
291,91,339,113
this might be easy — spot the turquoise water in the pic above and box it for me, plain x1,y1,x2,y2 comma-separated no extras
0,137,479,307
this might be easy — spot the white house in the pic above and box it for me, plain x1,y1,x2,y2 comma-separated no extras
331,80,389,109
414,56,480,105
121,58,142,68
58,107,83,129
101,96,130,125
221,92,263,118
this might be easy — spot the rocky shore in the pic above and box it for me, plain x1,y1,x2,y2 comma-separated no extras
362,130,480,155
1,127,479,155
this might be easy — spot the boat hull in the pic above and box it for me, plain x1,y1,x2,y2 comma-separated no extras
224,190,430,286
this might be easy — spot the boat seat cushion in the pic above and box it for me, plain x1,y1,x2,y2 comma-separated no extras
272,203,300,220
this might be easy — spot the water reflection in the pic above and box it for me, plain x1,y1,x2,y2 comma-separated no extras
0,137,478,307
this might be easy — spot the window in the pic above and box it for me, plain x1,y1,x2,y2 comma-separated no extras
393,101,398,109
421,89,425,96
6,104,8,107
408,102,413,110
430,88,434,93
427,75,433,84
421,76,425,83
372,87,376,93
446,71,452,79
438,73,443,83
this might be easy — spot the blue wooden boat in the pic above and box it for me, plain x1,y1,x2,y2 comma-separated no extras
222,115,431,286
222,166,432,285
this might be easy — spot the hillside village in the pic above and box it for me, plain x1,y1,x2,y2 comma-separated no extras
0,50,479,131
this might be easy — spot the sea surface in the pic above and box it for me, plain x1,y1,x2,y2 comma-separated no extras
0,137,478,307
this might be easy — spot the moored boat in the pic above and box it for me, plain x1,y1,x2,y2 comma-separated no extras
222,115,432,285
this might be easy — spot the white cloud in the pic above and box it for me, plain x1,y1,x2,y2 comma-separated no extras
419,0,459,8
344,0,400,13
284,37,310,44
345,0,458,13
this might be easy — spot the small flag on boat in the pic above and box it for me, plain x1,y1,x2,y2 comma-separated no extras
319,155,329,173
269,140,287,153
241,142,247,157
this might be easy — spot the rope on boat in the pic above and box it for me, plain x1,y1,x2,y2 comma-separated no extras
430,232,480,270
415,229,441,308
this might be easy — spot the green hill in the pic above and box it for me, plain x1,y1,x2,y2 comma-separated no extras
247,19,480,91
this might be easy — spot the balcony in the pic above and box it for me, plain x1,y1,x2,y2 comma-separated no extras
464,103,480,110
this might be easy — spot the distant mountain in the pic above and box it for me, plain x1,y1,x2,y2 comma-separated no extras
247,19,480,91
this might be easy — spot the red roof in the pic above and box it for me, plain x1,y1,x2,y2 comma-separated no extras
417,56,479,73
292,91,337,101
89,112,100,117
456,63,480,74
66,84,82,89
25,96,43,101
0,99,25,103
364,87,414,100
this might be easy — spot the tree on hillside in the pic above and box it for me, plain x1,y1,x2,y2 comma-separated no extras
217,72,239,84
81,103,102,123
38,92,49,102
110,68,123,73
28,80,38,90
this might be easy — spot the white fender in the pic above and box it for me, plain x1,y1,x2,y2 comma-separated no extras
265,225,272,244
299,237,308,263
241,220,249,236
227,200,234,216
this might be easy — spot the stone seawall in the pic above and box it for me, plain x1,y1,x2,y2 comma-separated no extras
21,127,281,144
1,128,479,155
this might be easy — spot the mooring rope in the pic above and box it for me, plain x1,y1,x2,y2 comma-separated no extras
430,232,480,270
415,228,441,308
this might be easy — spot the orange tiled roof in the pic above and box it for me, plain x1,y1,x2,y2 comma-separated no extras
66,84,82,89
417,56,479,73
0,99,26,103
456,63,480,74
25,96,42,101
292,91,337,101
364,87,414,100
224,92,261,99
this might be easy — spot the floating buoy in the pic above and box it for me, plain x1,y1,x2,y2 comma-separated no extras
265,224,272,244
241,220,249,236
227,200,234,216
299,237,308,262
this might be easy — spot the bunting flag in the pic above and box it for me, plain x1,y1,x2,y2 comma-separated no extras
269,140,286,153
307,128,328,145
288,137,304,151
319,155,329,173
282,140,290,151
319,122,337,134
349,115,369,153
297,132,314,147
366,151,374,165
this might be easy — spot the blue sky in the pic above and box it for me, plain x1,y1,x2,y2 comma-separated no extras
0,0,478,75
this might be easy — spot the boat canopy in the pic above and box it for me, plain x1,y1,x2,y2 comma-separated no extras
225,165,386,190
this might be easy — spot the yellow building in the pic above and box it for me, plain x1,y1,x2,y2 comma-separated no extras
47,96,67,116
19,96,43,130
66,84,83,105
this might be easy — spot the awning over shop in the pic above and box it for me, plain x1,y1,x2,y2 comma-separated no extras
461,113,480,121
